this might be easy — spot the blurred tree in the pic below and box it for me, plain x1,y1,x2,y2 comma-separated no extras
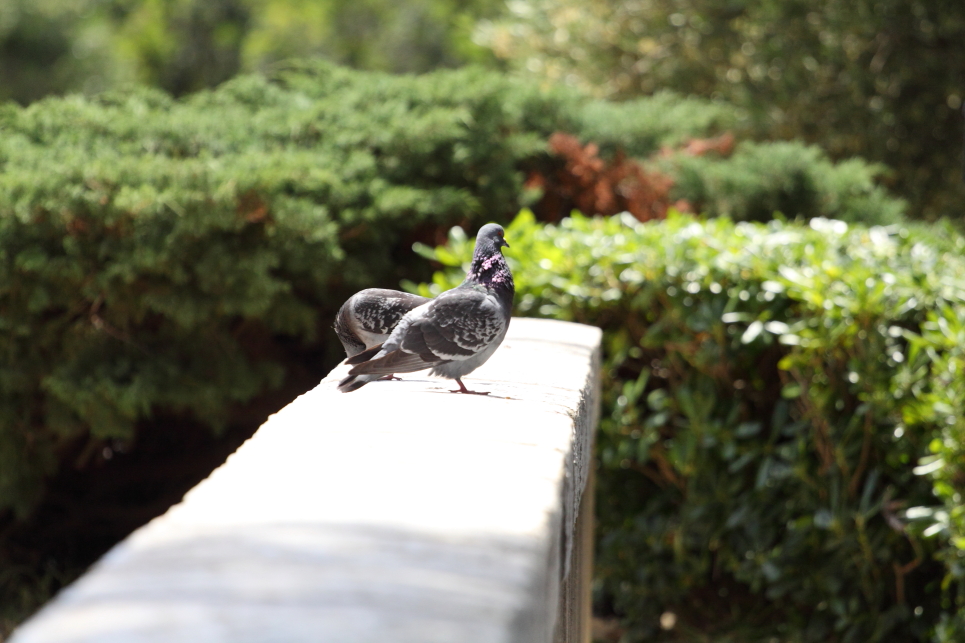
110,0,251,96
0,0,501,104
476,0,965,220
242,0,499,73
0,0,127,103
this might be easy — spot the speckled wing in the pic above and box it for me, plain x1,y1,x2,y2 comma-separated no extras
348,288,506,376
353,290,428,336
335,289,429,357
404,289,505,360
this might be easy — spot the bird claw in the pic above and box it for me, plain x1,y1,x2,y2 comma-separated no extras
378,375,402,381
449,379,489,395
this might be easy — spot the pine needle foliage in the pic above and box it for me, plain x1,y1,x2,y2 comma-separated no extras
0,62,550,518
0,60,898,522
665,140,906,225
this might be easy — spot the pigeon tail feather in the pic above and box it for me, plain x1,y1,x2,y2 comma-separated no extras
349,348,433,376
337,373,379,393
345,343,384,365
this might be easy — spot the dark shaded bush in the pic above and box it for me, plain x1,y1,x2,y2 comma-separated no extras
1,59,893,517
0,62,533,520
416,211,965,642
479,0,965,221
0,62,756,632
0,0,505,104
0,59,918,632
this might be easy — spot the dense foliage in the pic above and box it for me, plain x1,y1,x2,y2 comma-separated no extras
478,0,965,221
0,61,766,523
0,59,922,635
415,211,965,642
0,60,569,630
5,0,958,222
664,140,905,224
0,62,533,520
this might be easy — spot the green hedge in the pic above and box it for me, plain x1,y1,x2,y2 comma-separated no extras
0,62,549,518
415,211,965,642
664,141,906,225
0,58,915,632
1,59,903,523
575,90,738,159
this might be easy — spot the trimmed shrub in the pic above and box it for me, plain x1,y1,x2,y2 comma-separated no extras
414,210,965,642
574,91,739,159
0,61,750,521
0,59,917,631
663,140,906,225
1,60,896,521
0,62,533,518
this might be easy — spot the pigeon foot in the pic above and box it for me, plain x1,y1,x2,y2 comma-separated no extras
449,378,490,395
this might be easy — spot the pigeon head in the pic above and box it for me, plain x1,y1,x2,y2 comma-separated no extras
476,223,509,251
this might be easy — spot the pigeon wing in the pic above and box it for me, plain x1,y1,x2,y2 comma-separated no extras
405,289,505,360
348,289,504,376
354,290,429,335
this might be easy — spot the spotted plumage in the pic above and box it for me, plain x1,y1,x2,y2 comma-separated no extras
338,223,514,395
334,289,430,357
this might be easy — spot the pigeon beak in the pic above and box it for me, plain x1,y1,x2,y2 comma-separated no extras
501,238,510,249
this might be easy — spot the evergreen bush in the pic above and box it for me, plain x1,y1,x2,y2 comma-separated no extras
0,62,529,518
415,211,965,642
477,0,965,221
1,60,894,522
665,141,905,225
0,60,921,634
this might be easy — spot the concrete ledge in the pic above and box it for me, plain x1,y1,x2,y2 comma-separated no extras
12,318,602,643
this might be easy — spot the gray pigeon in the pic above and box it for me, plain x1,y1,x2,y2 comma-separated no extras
334,289,430,357
338,223,514,395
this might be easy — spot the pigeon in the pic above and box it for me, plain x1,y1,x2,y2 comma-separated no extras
334,289,430,357
338,223,514,395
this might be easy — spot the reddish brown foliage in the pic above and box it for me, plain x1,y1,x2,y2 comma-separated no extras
661,132,735,158
528,132,679,223
237,190,270,224
528,131,735,223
